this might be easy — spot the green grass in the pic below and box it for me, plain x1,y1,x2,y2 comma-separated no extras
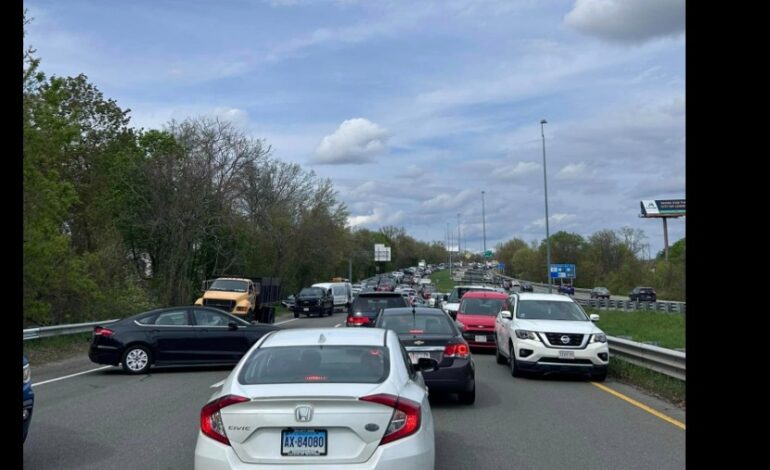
609,358,686,408
588,308,685,350
431,269,456,292
24,332,93,365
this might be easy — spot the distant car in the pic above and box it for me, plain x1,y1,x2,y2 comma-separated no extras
494,293,609,381
89,306,278,374
293,287,334,317
590,287,610,299
519,282,534,292
346,292,408,327
194,328,436,468
280,294,296,309
629,287,657,302
375,307,475,404
558,284,575,295
23,355,34,443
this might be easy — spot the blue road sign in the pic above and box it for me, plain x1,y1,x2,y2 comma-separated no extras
550,264,576,279
498,262,505,271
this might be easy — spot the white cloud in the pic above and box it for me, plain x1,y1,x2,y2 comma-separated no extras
528,213,578,229
421,189,477,211
211,107,249,127
312,118,390,165
494,162,540,180
564,0,685,44
556,162,590,180
347,206,405,227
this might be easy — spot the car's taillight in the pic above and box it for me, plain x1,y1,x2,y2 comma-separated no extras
93,327,115,337
443,342,470,358
200,394,250,445
359,394,421,445
347,316,370,325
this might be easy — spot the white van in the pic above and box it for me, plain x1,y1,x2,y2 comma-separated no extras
312,282,353,312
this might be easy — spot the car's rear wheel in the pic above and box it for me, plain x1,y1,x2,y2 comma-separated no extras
122,345,152,374
458,384,476,405
509,344,523,378
294,311,299,318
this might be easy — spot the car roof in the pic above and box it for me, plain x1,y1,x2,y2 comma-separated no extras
261,328,387,347
516,293,576,302
461,291,508,299
357,292,403,297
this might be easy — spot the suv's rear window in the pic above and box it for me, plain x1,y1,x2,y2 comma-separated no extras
379,313,455,335
239,346,389,384
352,296,407,314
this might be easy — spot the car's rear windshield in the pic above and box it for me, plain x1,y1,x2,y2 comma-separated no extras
239,346,389,384
640,288,655,293
517,300,588,321
352,296,406,313
459,298,503,315
378,313,455,335
449,287,494,302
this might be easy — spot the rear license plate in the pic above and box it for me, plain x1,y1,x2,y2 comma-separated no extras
303,307,309,312
281,429,327,456
559,350,575,359
475,335,487,342
408,352,431,364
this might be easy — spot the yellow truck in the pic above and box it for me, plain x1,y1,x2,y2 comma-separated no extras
195,276,282,323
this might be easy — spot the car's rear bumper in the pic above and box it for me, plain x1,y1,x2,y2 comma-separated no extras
88,346,121,366
423,360,474,393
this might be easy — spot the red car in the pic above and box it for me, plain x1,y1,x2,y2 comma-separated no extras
455,291,512,349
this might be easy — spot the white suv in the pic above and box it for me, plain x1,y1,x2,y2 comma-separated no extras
494,293,609,381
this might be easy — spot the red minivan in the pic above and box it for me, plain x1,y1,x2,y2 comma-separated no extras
455,291,511,349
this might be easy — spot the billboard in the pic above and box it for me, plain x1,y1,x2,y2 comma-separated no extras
374,244,391,262
640,199,686,218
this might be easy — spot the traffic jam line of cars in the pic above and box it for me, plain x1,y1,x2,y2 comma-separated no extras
25,267,614,469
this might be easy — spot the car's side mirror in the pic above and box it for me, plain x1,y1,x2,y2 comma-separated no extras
500,310,512,320
228,322,239,331
590,314,600,322
416,357,439,372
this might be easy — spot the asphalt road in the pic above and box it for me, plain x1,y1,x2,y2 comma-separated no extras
24,312,685,469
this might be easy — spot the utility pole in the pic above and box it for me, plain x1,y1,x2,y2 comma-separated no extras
482,190,487,254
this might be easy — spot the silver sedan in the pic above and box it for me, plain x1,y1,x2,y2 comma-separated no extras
194,327,436,469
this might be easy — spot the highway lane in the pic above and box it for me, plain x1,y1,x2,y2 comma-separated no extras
23,312,685,469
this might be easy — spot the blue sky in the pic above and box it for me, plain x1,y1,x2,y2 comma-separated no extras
24,0,685,258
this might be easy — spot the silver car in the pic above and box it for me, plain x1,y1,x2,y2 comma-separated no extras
194,328,436,469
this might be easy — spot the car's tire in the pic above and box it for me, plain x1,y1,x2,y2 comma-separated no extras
509,344,523,378
495,340,506,364
122,345,152,374
458,384,476,405
591,370,607,382
294,311,299,318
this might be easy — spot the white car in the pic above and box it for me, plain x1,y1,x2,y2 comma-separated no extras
494,293,609,381
195,328,436,469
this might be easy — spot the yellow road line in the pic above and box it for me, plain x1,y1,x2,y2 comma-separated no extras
591,382,686,430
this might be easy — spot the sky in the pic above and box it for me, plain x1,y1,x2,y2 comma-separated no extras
24,0,685,258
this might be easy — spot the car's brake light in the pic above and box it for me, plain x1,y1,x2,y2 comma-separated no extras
443,342,470,358
93,327,114,337
347,316,370,325
200,395,250,445
359,394,421,445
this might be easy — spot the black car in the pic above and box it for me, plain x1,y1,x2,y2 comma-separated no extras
558,283,575,295
374,307,475,404
346,292,408,327
89,306,278,374
590,287,610,299
520,282,534,292
292,287,334,318
629,287,657,302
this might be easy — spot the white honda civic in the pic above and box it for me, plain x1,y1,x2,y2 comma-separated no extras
194,327,436,469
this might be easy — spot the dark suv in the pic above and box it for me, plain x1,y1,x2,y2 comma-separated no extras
629,287,657,302
347,292,408,327
293,287,334,317
558,283,575,295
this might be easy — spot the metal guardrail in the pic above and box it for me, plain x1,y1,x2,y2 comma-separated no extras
607,336,686,381
23,319,118,341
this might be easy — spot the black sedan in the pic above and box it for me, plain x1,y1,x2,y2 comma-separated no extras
374,307,476,404
89,306,278,374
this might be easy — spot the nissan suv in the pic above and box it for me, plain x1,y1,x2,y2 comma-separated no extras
494,293,609,381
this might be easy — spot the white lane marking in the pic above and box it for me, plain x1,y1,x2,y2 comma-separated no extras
32,365,113,387
274,318,299,326
335,323,341,328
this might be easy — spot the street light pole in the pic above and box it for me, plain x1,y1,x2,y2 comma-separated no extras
540,119,552,293
481,190,487,254
457,213,461,258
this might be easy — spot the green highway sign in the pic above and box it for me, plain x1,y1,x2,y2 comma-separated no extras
484,250,493,258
